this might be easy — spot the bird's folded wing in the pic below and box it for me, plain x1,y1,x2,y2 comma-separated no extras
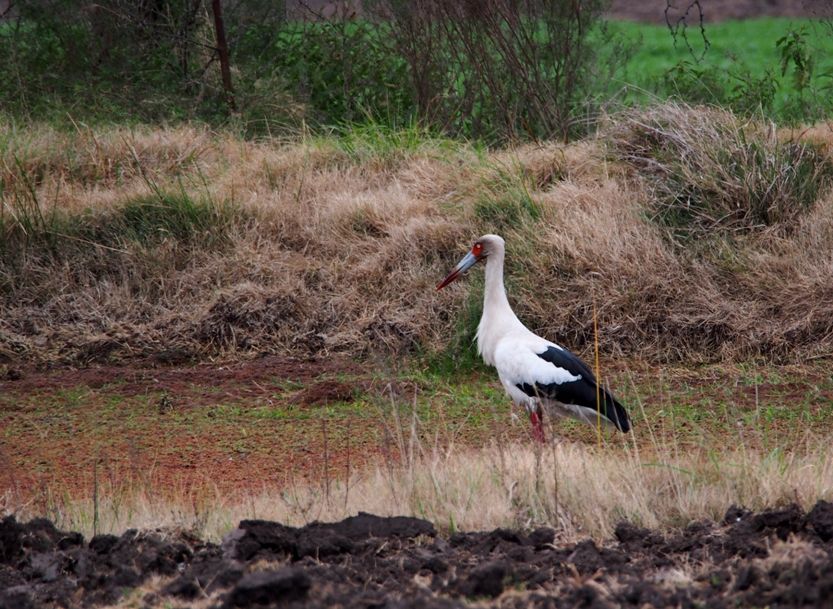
495,339,630,431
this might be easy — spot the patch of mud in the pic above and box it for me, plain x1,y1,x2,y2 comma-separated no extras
4,502,833,608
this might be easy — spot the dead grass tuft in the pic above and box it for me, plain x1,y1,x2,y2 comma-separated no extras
607,103,833,233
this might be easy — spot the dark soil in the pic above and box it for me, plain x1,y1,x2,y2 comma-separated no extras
3,502,833,608
607,0,831,22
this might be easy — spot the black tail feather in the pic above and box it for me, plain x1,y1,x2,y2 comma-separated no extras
600,390,631,433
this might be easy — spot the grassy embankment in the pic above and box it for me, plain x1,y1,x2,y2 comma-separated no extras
2,101,833,540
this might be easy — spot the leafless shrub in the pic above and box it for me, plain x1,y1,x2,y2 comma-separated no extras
378,0,608,141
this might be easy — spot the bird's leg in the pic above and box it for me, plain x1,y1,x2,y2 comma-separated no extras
529,405,546,444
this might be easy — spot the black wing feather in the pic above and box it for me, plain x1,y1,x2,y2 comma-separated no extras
515,346,631,432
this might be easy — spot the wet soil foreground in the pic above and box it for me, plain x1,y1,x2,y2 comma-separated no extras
2,502,833,608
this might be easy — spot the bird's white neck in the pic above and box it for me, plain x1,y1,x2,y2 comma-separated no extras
476,246,524,366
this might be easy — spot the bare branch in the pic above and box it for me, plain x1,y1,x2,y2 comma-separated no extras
665,0,710,61
210,0,236,113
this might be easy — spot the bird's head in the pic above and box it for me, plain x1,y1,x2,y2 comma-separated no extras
437,234,504,290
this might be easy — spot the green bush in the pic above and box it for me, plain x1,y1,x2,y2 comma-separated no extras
0,0,611,142
270,21,414,128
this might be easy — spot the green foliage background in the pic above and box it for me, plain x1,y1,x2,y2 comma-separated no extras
1,2,832,139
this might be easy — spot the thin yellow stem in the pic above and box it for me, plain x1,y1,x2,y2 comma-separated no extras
593,296,602,448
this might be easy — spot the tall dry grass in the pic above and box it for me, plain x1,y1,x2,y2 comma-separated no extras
1,104,833,366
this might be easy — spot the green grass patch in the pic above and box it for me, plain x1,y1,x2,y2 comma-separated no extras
426,274,489,376
474,165,542,231
106,192,233,247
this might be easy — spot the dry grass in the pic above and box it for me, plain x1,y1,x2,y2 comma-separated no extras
2,104,833,367
7,431,832,543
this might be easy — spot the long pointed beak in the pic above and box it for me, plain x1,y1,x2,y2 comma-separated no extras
437,251,479,290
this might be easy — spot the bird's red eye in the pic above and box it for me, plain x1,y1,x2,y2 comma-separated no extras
472,242,483,256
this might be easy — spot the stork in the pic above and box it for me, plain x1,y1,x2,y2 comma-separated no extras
437,234,631,442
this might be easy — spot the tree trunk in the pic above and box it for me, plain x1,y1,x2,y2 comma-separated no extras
210,0,236,112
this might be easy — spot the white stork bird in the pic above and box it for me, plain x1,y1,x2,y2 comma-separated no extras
437,234,631,442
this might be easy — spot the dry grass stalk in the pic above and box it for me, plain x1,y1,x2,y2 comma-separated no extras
606,102,833,231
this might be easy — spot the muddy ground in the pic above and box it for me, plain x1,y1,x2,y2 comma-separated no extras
2,502,833,608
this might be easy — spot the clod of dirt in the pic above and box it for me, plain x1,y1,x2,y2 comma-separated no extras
723,504,752,524
568,538,628,575
807,500,833,542
614,521,660,548
528,527,555,549
0,516,24,564
752,503,806,540
0,584,35,609
162,553,240,599
232,513,435,561
88,534,119,554
333,512,437,540
295,527,354,559
385,597,466,609
226,568,311,607
229,521,297,560
460,559,510,598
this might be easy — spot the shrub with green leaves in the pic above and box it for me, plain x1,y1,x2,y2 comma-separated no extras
270,21,414,128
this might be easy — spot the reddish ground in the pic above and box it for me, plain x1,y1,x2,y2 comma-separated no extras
0,357,383,503
3,355,833,509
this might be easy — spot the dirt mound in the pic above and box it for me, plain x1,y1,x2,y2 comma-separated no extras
3,502,833,608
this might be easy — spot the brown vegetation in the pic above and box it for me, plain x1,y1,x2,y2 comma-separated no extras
1,104,833,368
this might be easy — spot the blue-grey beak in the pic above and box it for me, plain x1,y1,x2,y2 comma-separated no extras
437,251,480,290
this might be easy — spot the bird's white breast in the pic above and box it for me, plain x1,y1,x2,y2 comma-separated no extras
493,334,581,392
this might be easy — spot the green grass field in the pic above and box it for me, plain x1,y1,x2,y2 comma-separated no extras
606,18,833,120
